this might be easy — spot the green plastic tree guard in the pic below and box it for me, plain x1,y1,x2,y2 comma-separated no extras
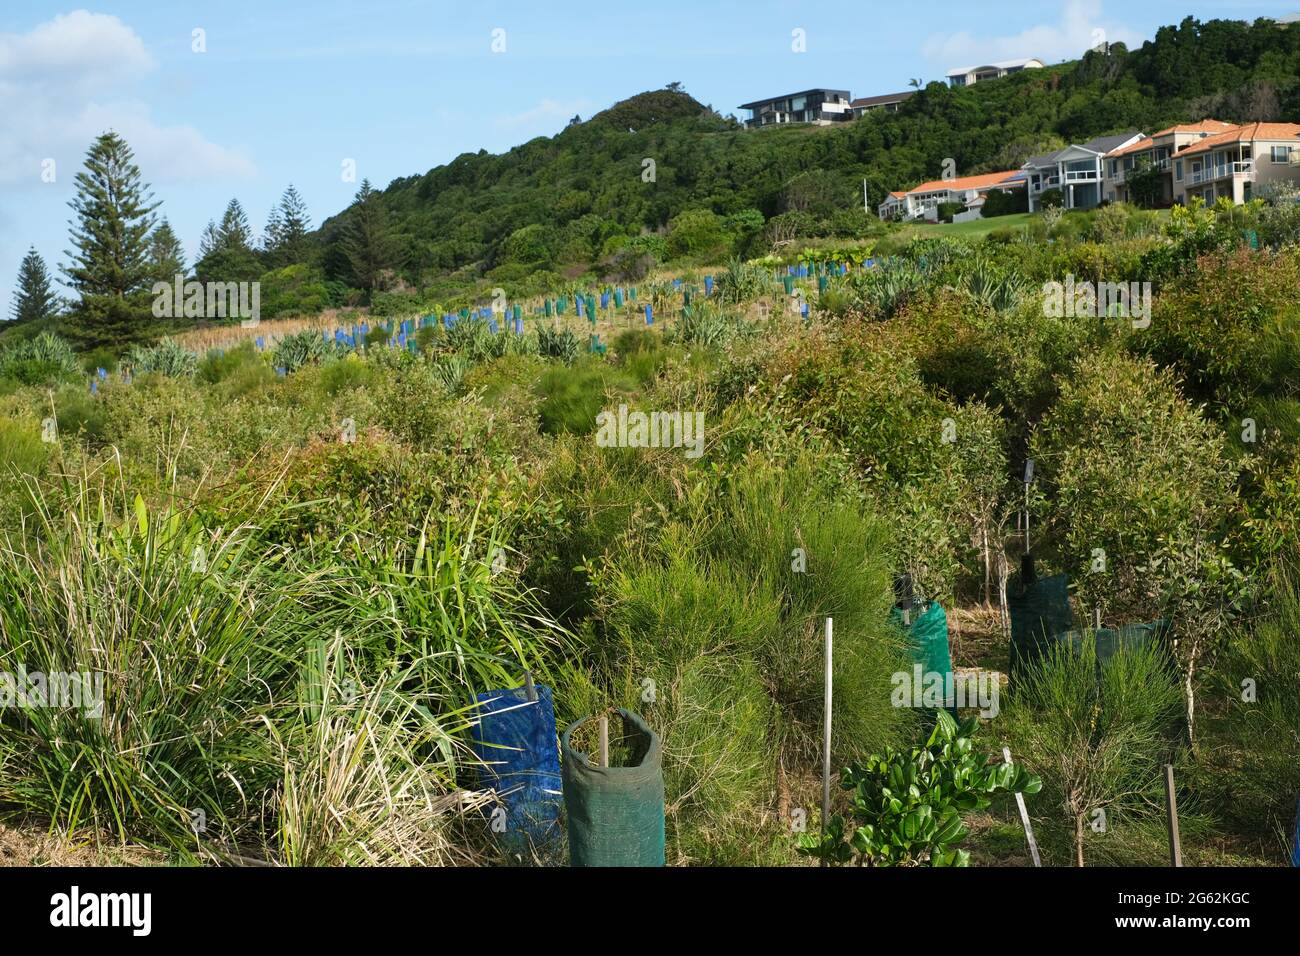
561,709,665,867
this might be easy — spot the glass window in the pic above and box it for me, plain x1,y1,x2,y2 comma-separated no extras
1273,145,1291,162
1175,160,1183,180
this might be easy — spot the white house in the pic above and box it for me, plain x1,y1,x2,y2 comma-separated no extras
946,58,1044,88
1022,132,1144,211
878,170,1025,221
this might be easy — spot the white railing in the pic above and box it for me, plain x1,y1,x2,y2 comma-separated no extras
1064,168,1098,181
1190,160,1253,184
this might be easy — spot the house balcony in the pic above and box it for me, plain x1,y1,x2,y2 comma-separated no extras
1190,160,1253,184
1063,169,1101,182
1029,175,1060,193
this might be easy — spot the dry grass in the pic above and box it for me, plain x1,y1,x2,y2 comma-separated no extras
0,820,161,867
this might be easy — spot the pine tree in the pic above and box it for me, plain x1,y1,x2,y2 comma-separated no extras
341,180,404,292
10,247,59,324
262,205,284,256
147,219,187,284
261,185,312,268
197,220,221,260
196,199,261,283
62,131,159,298
275,184,311,262
216,199,253,251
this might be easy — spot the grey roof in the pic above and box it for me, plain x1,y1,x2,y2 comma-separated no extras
1079,131,1142,154
1022,131,1142,168
850,91,915,108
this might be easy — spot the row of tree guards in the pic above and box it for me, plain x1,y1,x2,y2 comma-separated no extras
183,258,871,377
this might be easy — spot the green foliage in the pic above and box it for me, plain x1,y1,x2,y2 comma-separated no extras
1213,561,1300,855
126,339,199,377
1031,348,1241,624
981,188,1028,218
1139,247,1300,410
1001,637,1184,866
272,328,338,373
535,325,580,363
535,358,638,436
799,712,1041,867
259,264,337,319
0,332,82,387
666,209,729,260
9,248,59,325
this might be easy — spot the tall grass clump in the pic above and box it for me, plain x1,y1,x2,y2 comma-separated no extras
0,468,311,852
1000,637,1184,866
271,633,492,866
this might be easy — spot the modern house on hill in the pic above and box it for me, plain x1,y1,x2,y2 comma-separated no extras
1022,132,1144,211
739,89,852,128
946,58,1044,87
850,91,914,116
877,170,1025,221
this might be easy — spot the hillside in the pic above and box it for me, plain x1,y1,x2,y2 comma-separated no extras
308,15,1300,298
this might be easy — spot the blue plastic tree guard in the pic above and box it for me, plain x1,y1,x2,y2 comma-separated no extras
470,684,563,851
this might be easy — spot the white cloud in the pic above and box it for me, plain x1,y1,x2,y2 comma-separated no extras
922,0,1142,72
495,98,594,131
0,10,254,186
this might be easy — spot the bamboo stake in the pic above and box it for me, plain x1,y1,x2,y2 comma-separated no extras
822,617,833,867
1165,764,1183,867
1003,746,1041,867
598,714,610,769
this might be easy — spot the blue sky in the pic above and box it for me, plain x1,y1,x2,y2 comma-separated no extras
1,0,1295,311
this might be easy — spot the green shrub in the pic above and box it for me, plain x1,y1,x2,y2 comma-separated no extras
799,712,1041,866
1001,637,1184,866
272,328,338,373
1031,349,1241,624
0,332,82,386
125,338,198,377
535,358,638,436
591,456,913,863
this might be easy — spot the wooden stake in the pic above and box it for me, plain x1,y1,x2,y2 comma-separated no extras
1164,764,1182,867
1002,747,1041,867
523,670,537,702
822,617,833,867
598,714,610,769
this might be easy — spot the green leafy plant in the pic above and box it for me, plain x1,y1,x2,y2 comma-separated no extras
797,712,1040,866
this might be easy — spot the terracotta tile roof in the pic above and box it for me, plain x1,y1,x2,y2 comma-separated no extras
904,170,1024,195
1177,122,1300,158
1150,119,1236,138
